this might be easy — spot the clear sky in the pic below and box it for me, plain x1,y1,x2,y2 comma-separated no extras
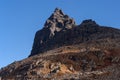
0,0,120,68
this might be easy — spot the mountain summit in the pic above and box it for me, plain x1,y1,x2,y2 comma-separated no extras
44,8,75,30
0,8,120,80
30,8,75,56
30,8,120,57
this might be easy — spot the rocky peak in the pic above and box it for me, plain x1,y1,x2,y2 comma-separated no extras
44,8,75,37
29,8,120,57
53,8,64,16
30,8,75,57
80,19,99,27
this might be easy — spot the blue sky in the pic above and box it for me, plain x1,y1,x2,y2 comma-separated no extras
0,0,120,68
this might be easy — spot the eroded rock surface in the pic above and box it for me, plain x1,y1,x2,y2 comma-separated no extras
30,8,75,56
0,45,120,80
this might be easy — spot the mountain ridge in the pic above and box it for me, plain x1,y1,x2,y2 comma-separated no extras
29,8,120,57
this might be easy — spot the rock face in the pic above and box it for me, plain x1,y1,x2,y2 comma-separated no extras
30,8,75,56
44,8,75,32
29,8,120,57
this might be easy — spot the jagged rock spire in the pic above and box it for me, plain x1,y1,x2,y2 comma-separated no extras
30,8,75,57
44,8,75,37
54,8,64,15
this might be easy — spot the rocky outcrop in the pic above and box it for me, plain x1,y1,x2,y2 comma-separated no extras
30,12,120,56
44,8,75,34
30,8,75,57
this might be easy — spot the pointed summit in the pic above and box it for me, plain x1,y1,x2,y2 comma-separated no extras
30,8,75,56
44,8,75,36
54,8,64,15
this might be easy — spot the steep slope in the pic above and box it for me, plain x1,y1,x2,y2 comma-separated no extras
0,8,120,80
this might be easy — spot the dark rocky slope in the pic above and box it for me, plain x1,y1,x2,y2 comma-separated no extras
30,8,120,57
0,8,120,80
